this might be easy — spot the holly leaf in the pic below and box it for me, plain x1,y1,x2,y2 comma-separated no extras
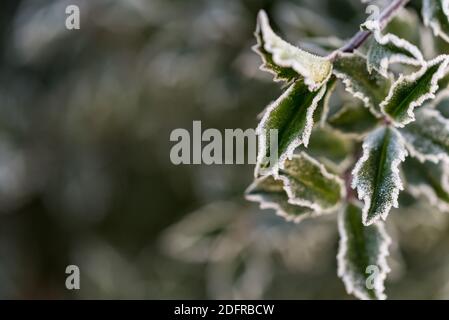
352,126,407,225
400,108,449,163
327,102,379,138
337,202,391,300
245,175,317,223
403,157,449,213
333,52,391,117
253,10,333,91
256,80,327,177
362,20,424,78
422,0,449,44
278,152,345,213
381,55,449,127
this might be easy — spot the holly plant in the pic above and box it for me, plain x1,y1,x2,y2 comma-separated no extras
245,0,449,300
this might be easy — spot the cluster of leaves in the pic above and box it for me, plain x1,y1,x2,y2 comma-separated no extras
245,1,449,300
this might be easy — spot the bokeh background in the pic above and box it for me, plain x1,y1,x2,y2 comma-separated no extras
1,0,449,299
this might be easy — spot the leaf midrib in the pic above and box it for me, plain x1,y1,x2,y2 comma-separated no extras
280,168,339,206
367,128,391,219
389,66,436,118
277,86,315,155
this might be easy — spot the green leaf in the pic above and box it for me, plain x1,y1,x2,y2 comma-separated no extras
337,202,391,300
362,20,424,78
403,157,449,213
381,55,449,127
333,53,391,117
245,175,316,223
256,80,327,177
253,13,297,83
422,0,449,44
279,152,345,213
400,108,449,163
352,126,407,225
253,10,333,91
327,102,379,138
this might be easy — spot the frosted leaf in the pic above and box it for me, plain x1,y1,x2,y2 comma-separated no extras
279,152,345,213
337,202,391,300
362,20,424,78
253,10,333,91
256,80,327,177
400,108,449,163
327,102,379,138
403,157,449,213
253,12,297,84
422,0,449,44
245,175,317,223
333,52,391,117
351,126,407,226
381,55,449,127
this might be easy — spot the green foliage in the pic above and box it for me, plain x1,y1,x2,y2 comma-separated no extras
246,175,317,223
363,19,424,77
333,52,391,117
255,80,327,176
277,152,345,212
337,202,390,300
351,126,407,226
246,2,449,300
381,55,449,126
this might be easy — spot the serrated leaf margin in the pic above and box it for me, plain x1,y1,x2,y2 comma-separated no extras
255,83,327,177
337,203,391,300
253,10,332,91
351,127,408,225
380,54,449,127
279,152,346,213
362,20,424,77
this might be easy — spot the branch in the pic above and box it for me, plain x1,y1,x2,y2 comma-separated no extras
331,0,410,57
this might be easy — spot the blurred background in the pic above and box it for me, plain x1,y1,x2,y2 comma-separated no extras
1,0,449,299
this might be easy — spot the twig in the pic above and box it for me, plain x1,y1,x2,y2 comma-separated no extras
330,0,410,58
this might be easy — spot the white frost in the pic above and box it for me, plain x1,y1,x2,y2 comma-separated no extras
255,83,327,177
380,54,449,127
362,20,424,77
280,152,346,213
337,204,391,300
332,52,384,118
245,177,320,224
351,127,407,225
254,10,332,91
